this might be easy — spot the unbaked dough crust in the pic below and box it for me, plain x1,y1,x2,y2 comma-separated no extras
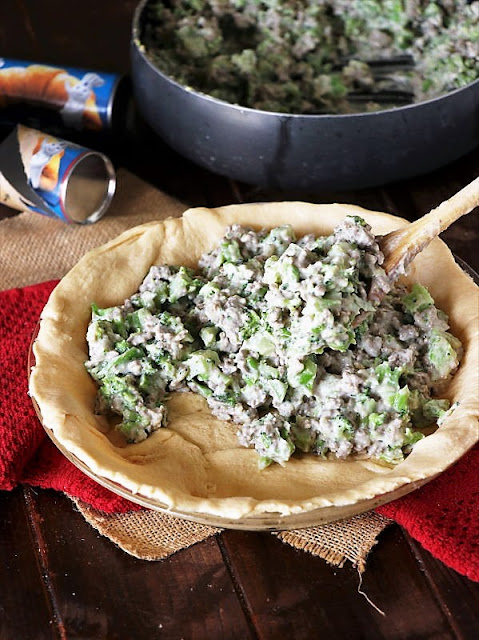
29,203,479,520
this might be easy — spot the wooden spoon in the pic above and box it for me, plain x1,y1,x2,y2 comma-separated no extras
370,176,479,301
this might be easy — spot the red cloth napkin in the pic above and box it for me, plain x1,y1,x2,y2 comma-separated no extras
377,447,478,581
0,280,141,513
1,280,477,580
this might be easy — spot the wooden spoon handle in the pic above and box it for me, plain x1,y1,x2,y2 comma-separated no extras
380,176,479,279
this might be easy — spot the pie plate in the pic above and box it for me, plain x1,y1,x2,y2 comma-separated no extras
28,204,479,530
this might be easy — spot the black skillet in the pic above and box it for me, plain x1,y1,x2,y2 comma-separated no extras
130,0,479,191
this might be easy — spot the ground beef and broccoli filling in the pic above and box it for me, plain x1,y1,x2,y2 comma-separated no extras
142,0,479,114
86,216,462,467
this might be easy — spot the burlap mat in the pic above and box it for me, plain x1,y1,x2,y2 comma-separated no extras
72,497,388,570
1,169,391,567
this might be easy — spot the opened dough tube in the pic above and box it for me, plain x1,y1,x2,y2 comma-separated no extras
0,58,123,132
0,125,115,224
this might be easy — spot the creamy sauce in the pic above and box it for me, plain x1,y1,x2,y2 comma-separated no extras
86,216,462,467
142,0,479,114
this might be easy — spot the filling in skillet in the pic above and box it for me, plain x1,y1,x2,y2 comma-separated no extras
142,0,479,114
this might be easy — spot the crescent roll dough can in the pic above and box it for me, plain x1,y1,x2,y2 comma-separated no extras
0,57,123,133
0,125,116,224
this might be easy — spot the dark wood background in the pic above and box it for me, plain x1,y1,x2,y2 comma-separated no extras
0,2,478,639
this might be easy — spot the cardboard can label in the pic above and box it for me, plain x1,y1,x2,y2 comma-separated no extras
0,58,121,133
0,125,115,224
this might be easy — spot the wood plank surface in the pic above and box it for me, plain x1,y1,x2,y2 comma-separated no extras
21,488,254,640
405,533,479,640
0,1,478,639
0,488,58,640
219,527,461,640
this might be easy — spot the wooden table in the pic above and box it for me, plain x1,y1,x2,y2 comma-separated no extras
1,2,478,638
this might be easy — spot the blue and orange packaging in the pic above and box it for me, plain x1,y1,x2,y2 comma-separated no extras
0,57,122,133
0,125,115,224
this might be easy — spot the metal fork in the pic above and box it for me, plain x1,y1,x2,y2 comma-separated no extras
346,54,415,106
